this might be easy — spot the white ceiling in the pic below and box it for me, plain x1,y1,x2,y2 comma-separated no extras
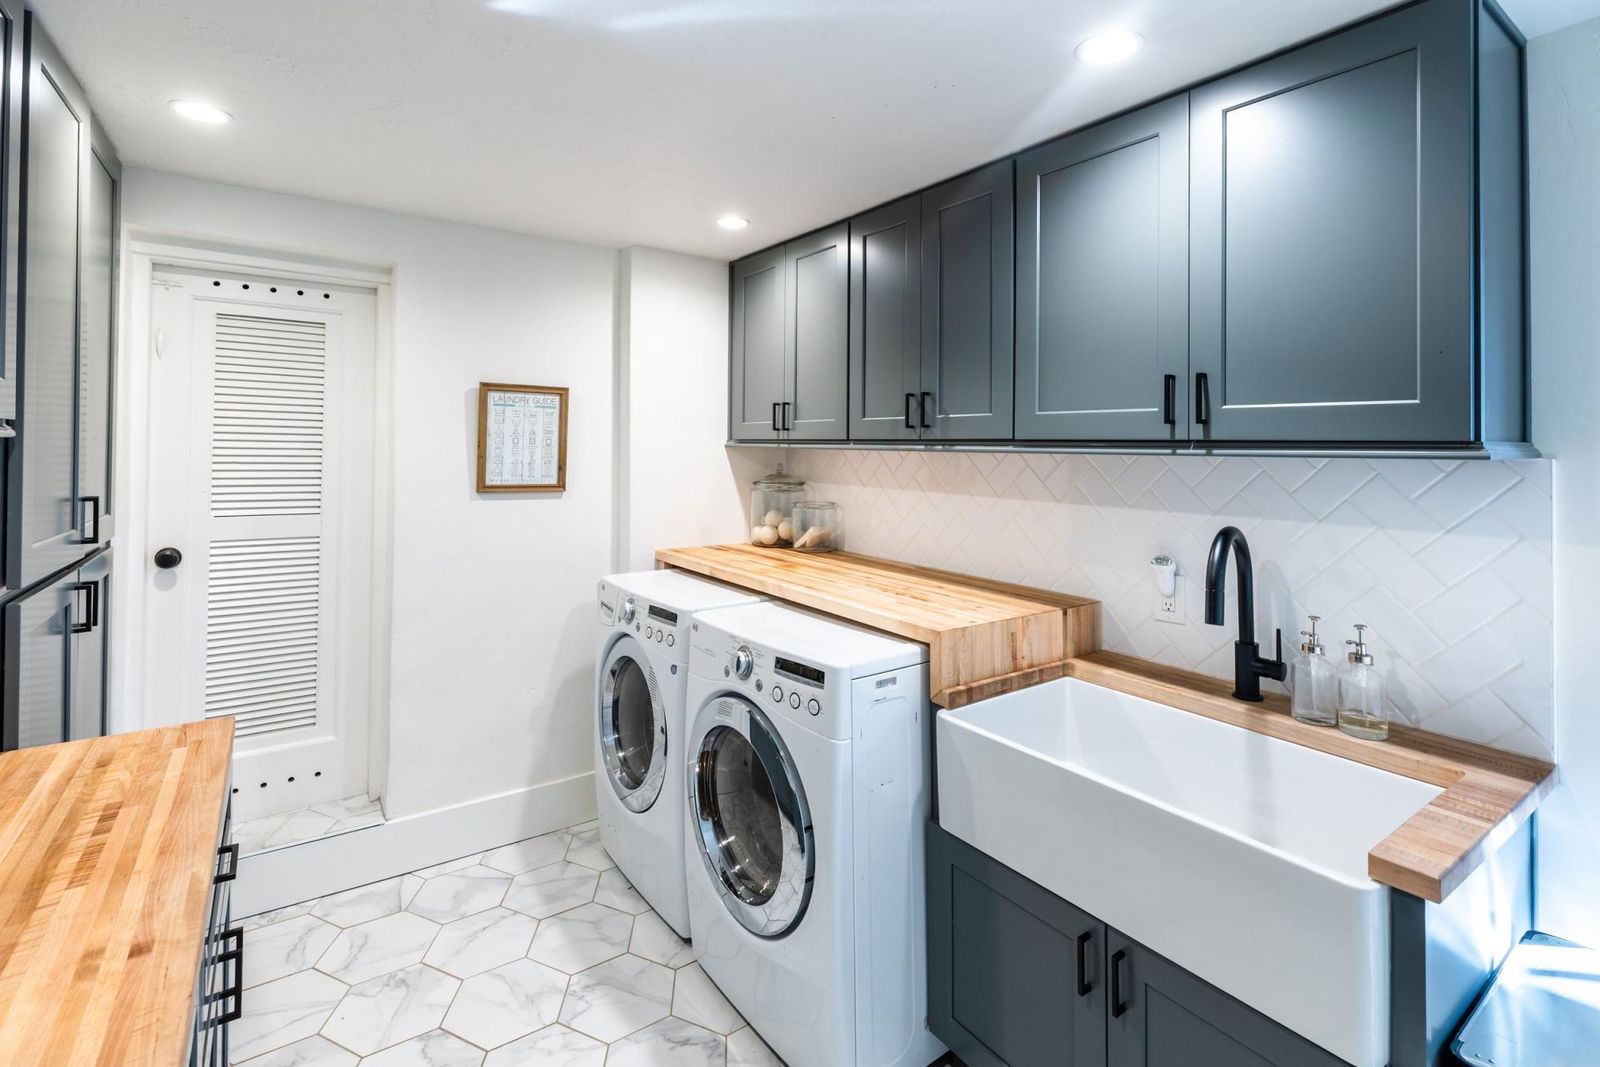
31,0,1600,260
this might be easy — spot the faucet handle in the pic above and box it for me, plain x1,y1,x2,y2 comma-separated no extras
1275,627,1283,665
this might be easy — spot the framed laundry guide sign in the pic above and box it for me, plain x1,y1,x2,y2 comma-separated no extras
476,382,569,492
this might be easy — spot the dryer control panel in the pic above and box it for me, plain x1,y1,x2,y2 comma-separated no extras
690,626,840,738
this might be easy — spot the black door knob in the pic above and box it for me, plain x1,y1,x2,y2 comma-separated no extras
154,547,183,569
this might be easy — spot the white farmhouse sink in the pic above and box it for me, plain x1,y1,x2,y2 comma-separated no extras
936,676,1444,1067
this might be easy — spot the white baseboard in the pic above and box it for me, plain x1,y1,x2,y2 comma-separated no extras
234,772,598,917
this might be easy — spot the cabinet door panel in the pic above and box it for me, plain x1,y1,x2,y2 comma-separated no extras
3,572,70,749
1017,97,1187,441
75,146,116,543
14,25,87,584
0,0,20,426
730,248,786,441
927,823,1105,1067
849,195,921,441
68,548,108,740
1106,930,1347,1067
922,161,1013,441
1190,0,1471,442
785,224,847,441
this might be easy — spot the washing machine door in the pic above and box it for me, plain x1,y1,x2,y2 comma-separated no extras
599,636,667,813
691,695,814,938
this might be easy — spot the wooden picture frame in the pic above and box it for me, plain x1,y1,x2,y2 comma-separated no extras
476,382,569,493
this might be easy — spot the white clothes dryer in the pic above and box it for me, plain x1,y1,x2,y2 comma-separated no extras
594,570,760,938
684,601,946,1067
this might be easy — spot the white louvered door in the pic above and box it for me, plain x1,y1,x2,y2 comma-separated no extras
145,268,377,819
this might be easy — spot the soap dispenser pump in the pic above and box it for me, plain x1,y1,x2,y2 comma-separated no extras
1337,624,1389,741
1289,615,1337,727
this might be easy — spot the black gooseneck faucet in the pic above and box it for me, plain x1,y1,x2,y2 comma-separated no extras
1204,526,1287,702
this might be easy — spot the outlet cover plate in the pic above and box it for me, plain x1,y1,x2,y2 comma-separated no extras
1155,577,1184,625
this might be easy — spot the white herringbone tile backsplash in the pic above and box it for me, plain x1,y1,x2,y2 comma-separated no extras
782,450,1555,760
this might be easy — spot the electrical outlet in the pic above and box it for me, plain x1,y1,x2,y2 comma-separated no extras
1154,576,1184,625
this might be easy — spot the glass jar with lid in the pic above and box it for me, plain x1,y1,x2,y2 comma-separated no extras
791,502,842,553
750,464,806,547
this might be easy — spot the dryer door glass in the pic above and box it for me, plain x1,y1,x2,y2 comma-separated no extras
692,697,813,938
600,639,667,812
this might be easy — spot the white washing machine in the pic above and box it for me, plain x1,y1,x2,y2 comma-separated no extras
684,601,946,1067
595,571,761,938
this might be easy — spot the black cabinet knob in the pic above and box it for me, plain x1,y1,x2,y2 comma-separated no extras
154,547,183,569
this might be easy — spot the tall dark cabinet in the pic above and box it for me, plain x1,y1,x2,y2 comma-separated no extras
0,9,119,750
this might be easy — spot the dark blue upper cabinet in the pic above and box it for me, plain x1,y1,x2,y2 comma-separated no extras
921,161,1014,441
1016,98,1188,442
730,0,1527,454
784,224,849,441
847,162,1014,443
1189,0,1474,444
849,195,922,441
730,247,786,441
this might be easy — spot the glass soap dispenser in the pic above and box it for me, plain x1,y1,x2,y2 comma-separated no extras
1337,624,1389,741
1289,615,1338,727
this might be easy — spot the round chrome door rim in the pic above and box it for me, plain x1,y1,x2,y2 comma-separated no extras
599,638,667,813
690,696,814,939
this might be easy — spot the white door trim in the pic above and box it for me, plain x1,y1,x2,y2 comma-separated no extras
114,239,395,806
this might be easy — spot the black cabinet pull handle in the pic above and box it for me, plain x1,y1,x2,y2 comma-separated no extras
215,842,239,884
154,547,183,570
1111,948,1129,1018
904,393,916,430
1195,373,1211,426
67,582,97,634
79,496,101,545
920,392,933,429
772,402,781,431
1162,374,1177,427
782,402,792,431
216,926,244,1024
1076,930,1093,997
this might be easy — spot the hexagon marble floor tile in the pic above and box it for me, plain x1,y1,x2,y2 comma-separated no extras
231,821,786,1066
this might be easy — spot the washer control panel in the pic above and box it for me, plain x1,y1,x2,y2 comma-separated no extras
598,581,686,657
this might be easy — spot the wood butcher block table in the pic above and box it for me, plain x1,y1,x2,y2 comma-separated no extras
659,544,1554,905
656,544,1101,706
0,720,234,1066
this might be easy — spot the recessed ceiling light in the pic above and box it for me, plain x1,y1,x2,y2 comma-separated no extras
169,100,232,125
1075,30,1144,66
717,215,750,231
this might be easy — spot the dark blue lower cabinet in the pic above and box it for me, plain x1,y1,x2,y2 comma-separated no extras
927,824,1346,1067
927,821,1105,1066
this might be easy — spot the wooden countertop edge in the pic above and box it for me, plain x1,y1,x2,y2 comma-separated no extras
1062,651,1555,904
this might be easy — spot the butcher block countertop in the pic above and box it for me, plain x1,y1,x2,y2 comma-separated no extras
0,720,234,1066
656,544,1100,706
1066,651,1555,903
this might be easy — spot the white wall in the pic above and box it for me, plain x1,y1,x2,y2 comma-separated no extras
613,246,756,571
1527,15,1600,943
119,170,616,824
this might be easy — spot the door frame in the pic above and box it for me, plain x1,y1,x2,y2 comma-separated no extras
113,237,395,804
